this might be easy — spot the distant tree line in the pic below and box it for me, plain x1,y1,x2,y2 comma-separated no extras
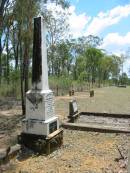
0,0,129,114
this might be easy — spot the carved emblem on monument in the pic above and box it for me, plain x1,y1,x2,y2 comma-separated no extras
27,92,43,109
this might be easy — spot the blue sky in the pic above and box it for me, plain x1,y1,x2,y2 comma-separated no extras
67,0,130,74
70,0,130,15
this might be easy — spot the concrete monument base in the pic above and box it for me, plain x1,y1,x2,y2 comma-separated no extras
23,89,59,136
22,117,59,136
18,128,63,154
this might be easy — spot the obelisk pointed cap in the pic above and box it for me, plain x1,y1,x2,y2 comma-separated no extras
32,16,49,90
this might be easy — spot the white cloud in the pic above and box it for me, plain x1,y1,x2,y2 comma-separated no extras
44,3,90,38
68,6,91,38
100,32,130,74
102,32,130,48
45,3,130,39
86,4,130,35
46,3,68,17
45,3,130,74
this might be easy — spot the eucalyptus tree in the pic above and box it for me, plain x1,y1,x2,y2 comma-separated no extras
70,35,102,58
55,40,72,76
3,1,15,84
0,0,13,84
74,56,86,80
120,53,126,74
12,0,39,114
86,35,103,48
42,0,69,8
98,55,113,86
119,72,128,85
41,1,70,75
111,55,122,79
84,47,103,85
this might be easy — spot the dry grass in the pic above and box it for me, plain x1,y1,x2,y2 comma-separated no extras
1,86,130,172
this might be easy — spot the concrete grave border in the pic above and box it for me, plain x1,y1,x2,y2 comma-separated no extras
63,111,130,133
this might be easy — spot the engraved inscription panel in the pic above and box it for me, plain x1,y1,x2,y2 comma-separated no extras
45,93,55,118
49,121,57,134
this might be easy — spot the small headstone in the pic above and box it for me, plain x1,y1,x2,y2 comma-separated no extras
90,90,94,97
72,90,74,95
69,90,75,96
69,100,78,116
69,90,72,96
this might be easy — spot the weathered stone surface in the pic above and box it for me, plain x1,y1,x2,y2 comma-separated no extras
22,117,59,136
90,90,94,97
32,17,42,85
32,16,48,90
22,16,60,137
26,90,55,120
69,100,78,116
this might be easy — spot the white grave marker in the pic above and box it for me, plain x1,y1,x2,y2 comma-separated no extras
22,16,59,136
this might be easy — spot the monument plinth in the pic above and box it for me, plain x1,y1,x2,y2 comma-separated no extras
19,17,63,154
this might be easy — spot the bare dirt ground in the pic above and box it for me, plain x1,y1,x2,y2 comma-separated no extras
0,86,130,173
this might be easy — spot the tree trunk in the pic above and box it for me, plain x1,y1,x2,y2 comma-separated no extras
20,41,25,115
6,27,10,84
0,37,2,85
15,43,19,70
24,45,29,93
12,25,19,70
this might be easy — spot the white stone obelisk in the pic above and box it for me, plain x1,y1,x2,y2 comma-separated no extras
22,16,59,136
32,16,49,91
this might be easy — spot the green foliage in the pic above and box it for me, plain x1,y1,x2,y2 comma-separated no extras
0,0,129,101
78,71,88,82
0,80,21,98
49,75,72,89
0,68,21,98
10,68,20,82
119,73,129,85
